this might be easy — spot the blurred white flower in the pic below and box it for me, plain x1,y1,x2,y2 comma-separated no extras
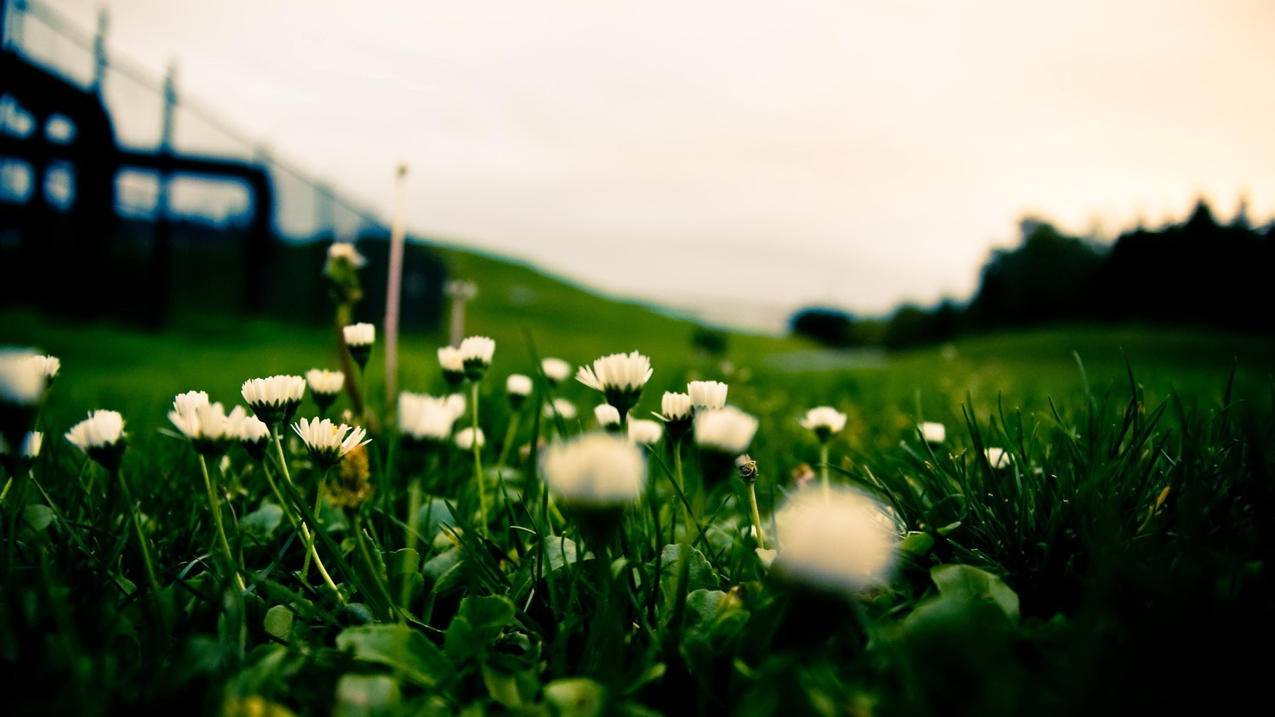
343,323,375,347
594,404,621,428
694,406,759,454
328,241,366,268
919,421,946,444
444,393,467,419
398,392,458,443
292,417,369,466
687,380,728,410
0,349,46,406
29,354,60,382
0,431,42,458
544,398,577,420
173,390,210,416
506,374,533,397
241,375,306,425
455,426,485,450
542,432,645,508
985,447,1011,469
774,486,897,594
755,548,777,568
306,369,345,397
576,352,652,414
540,357,571,385
437,345,464,374
656,392,693,422
627,418,663,445
459,336,496,379
66,410,125,453
799,406,847,441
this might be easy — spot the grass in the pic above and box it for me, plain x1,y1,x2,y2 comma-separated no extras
2,253,1274,715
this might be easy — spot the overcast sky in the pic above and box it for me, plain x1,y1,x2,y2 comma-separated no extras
38,0,1275,329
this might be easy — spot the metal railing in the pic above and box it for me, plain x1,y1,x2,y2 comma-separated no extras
1,0,388,241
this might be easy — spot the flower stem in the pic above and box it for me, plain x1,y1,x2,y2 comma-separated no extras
470,381,487,536
746,480,767,550
400,473,423,612
819,442,830,498
198,454,245,591
273,431,343,602
497,409,521,468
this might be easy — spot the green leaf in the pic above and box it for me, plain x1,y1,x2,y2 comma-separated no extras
481,663,524,708
544,678,607,717
658,544,717,617
335,624,452,687
900,531,935,557
263,605,293,639
542,535,583,572
387,548,420,579
460,594,516,636
241,502,283,544
417,498,456,539
333,674,401,717
22,504,55,532
445,595,516,662
930,564,1020,621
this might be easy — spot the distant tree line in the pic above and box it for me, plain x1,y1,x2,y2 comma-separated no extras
790,199,1274,349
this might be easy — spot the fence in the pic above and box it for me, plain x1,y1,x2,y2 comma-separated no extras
1,0,386,240
0,0,445,328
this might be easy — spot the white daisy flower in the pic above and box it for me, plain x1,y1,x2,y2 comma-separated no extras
455,426,485,450
506,374,533,409
657,392,692,421
327,241,366,268
687,380,728,410
694,406,759,454
169,393,234,453
985,447,1011,470
594,404,621,431
540,357,571,386
28,354,60,384
227,408,270,459
459,336,496,380
343,323,375,347
292,417,370,467
398,392,458,443
773,486,898,595
343,323,375,367
66,410,126,469
1,348,46,407
542,432,645,509
627,418,663,445
544,398,577,421
576,351,653,417
306,369,345,397
437,345,465,383
0,431,42,459
173,390,210,416
799,407,847,442
919,421,946,444
444,393,467,419
241,375,306,426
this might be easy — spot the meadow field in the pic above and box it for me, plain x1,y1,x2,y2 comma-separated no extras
1,251,1273,716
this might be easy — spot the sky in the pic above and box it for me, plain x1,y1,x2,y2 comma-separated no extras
27,0,1275,330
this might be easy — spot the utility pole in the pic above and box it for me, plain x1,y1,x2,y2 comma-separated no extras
150,61,178,326
92,8,108,93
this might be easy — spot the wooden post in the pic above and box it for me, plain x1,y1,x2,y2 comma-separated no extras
383,164,408,407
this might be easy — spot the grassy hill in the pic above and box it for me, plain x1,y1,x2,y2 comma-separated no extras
3,243,1272,454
